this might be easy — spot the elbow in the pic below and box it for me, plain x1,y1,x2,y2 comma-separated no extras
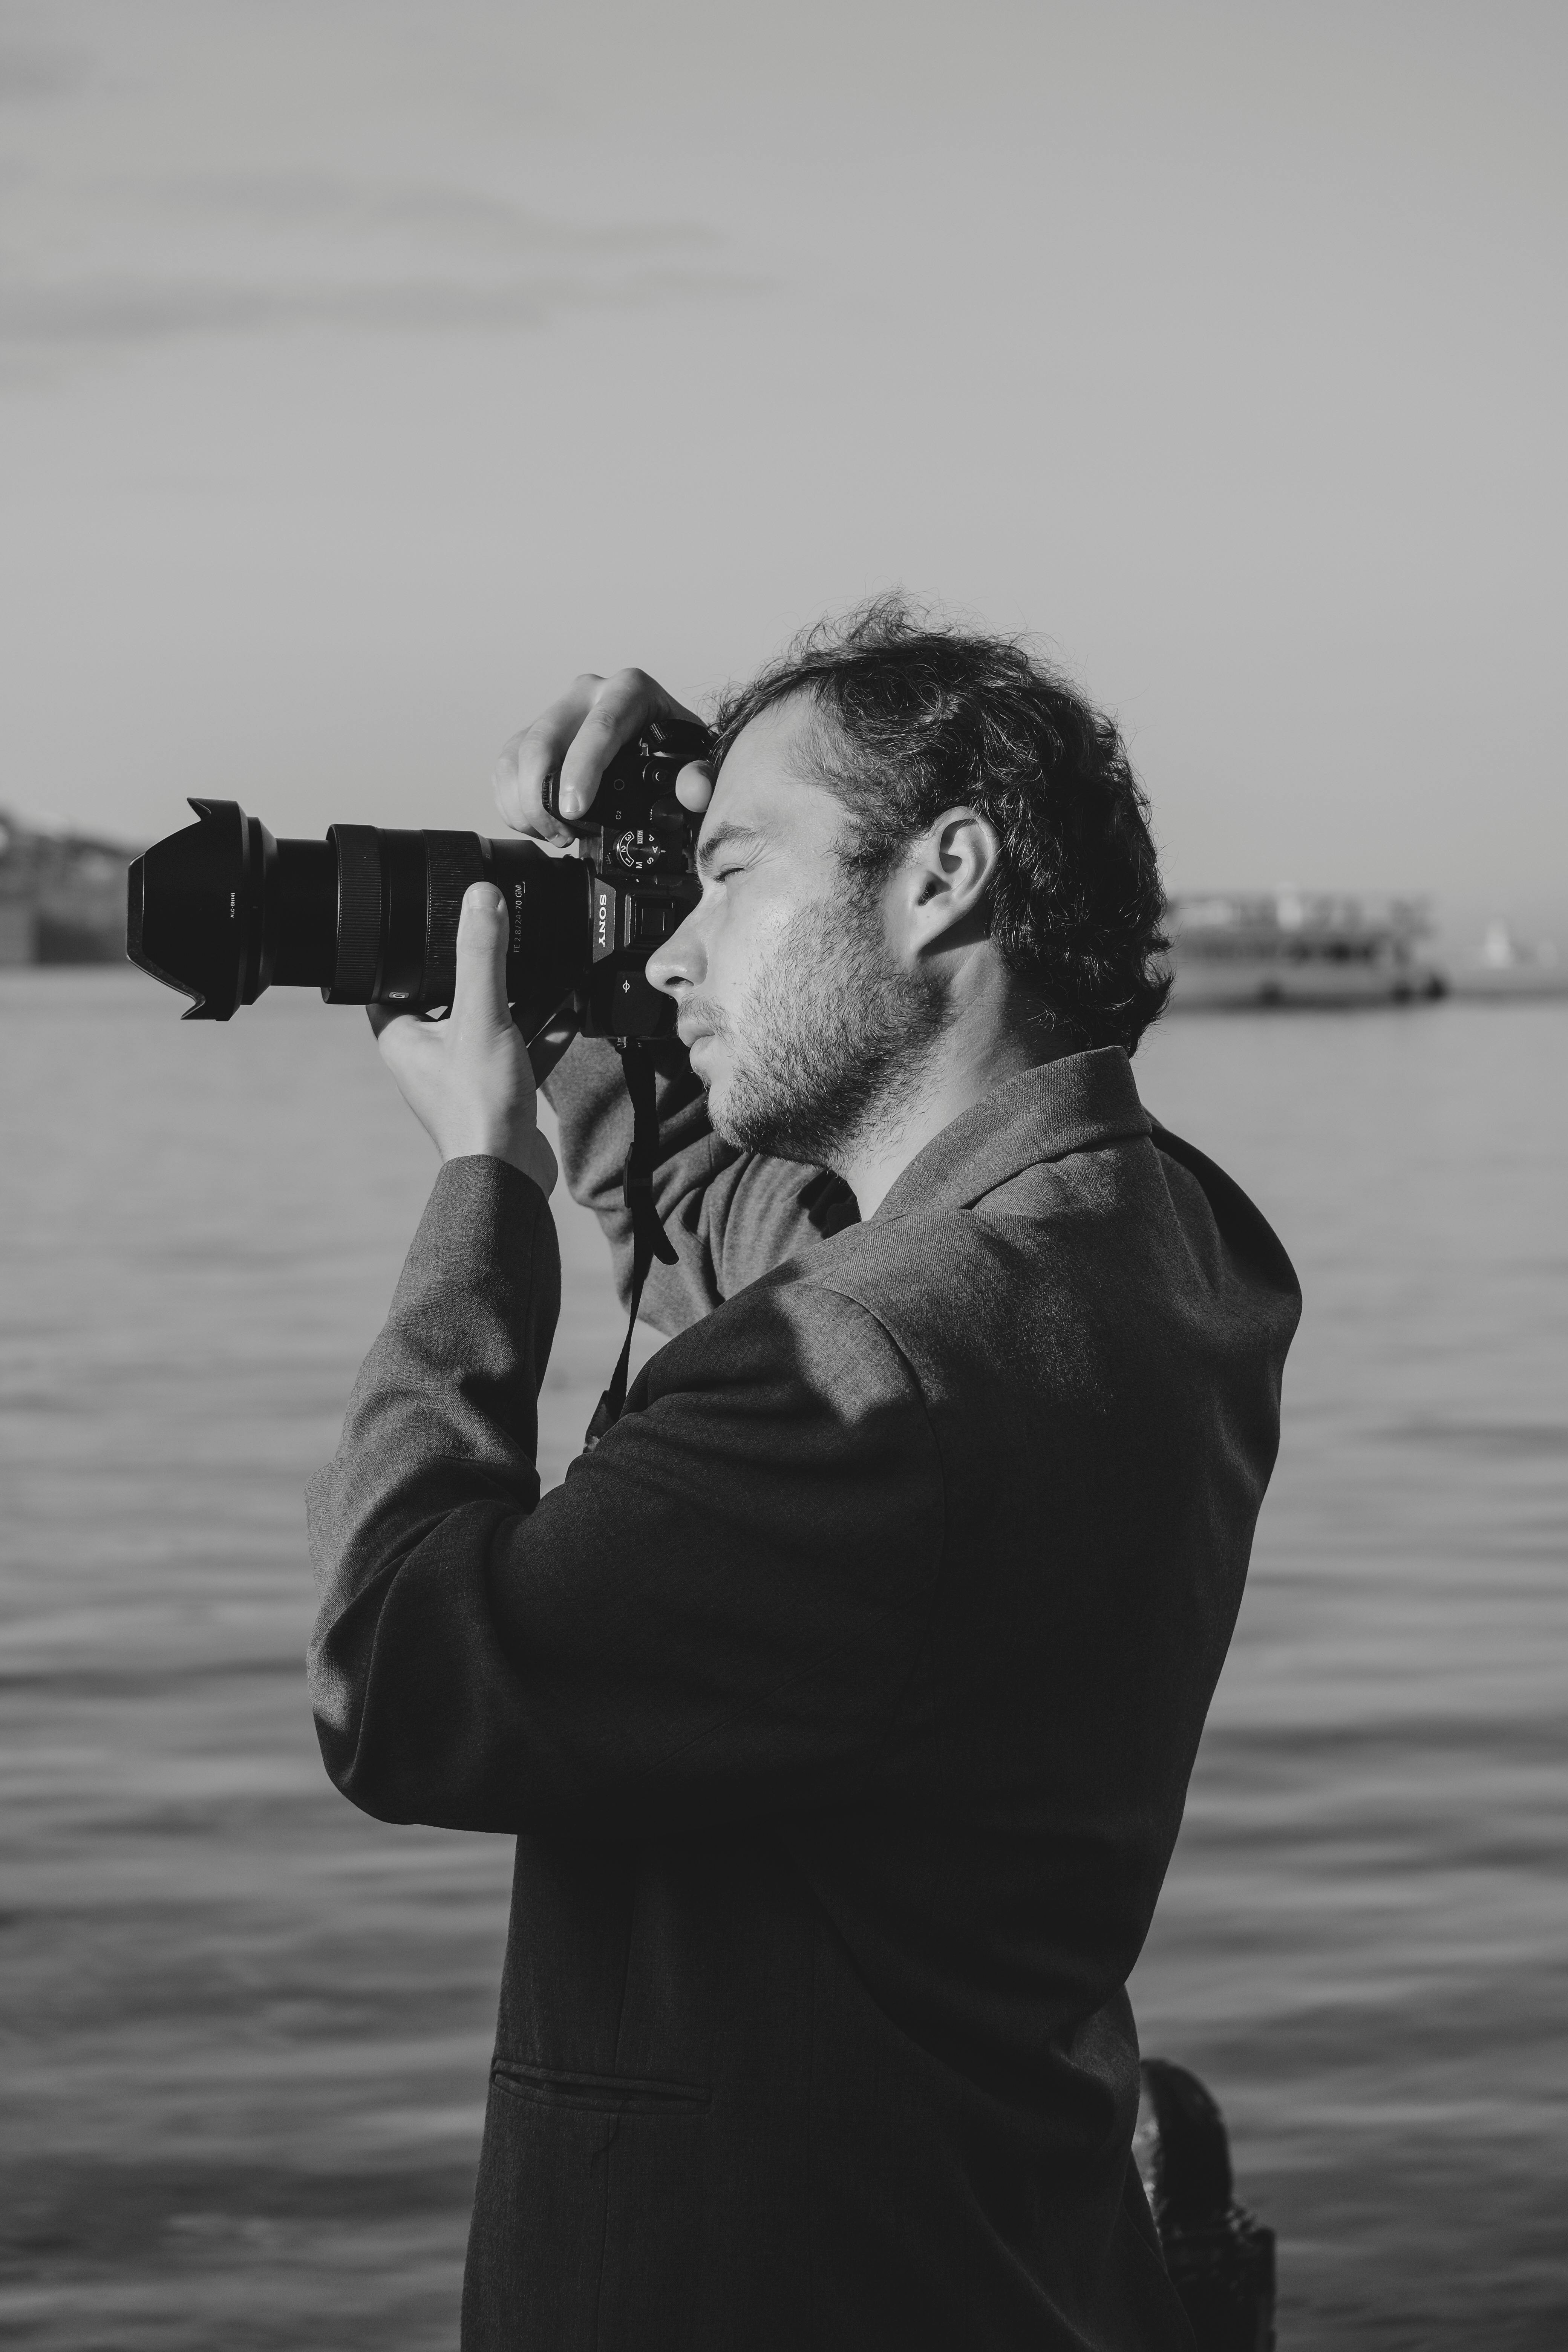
307,1627,416,1823
305,1510,541,1831
305,1607,532,1834
308,1671,483,1828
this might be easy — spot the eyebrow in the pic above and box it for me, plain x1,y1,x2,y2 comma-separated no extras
696,821,764,877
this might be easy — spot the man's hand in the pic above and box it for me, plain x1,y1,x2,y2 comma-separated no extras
369,884,558,1196
493,666,715,844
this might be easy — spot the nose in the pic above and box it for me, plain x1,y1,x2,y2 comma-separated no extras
646,905,705,1000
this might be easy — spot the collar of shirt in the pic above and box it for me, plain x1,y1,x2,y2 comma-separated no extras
873,1047,1152,1223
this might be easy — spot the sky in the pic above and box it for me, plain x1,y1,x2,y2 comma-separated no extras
2,0,1564,931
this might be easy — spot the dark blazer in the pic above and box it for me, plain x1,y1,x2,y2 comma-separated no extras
306,1042,1300,2350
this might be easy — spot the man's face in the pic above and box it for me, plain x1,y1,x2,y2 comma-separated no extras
646,695,945,1168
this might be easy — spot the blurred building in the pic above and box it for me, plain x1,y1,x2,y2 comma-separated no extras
0,811,135,966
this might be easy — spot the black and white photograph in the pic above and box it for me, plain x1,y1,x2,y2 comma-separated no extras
2,5,1564,2347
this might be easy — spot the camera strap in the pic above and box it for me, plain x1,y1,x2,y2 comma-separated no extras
585,1041,677,1449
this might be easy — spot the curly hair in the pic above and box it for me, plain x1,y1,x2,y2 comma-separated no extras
709,596,1171,1055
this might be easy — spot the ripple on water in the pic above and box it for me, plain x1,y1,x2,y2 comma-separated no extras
5,974,1566,2349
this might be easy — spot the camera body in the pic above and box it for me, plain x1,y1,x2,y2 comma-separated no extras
125,713,713,1041
541,712,707,1040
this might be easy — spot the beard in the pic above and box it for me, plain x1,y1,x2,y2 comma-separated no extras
692,884,948,1169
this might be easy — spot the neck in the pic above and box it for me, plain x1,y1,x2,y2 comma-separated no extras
837,967,1078,1219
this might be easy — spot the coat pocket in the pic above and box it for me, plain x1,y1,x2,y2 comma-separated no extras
462,2060,712,2352
490,2058,711,2113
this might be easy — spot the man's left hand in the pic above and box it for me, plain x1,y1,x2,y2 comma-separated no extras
369,884,558,1196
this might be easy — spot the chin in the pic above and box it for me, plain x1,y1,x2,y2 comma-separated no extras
703,1076,734,1130
690,1043,727,1108
704,1074,759,1152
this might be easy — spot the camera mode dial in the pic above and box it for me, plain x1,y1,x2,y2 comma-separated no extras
611,827,664,874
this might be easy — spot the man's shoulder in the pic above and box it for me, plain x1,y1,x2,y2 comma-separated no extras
784,1117,1297,1409
649,1184,1080,1452
634,1233,934,1426
789,1124,1150,1314
637,1105,1296,1426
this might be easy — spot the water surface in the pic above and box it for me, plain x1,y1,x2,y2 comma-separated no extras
3,972,1564,2347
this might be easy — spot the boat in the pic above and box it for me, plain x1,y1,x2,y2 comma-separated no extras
1165,889,1447,1010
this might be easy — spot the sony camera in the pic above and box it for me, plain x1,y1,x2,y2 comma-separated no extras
125,714,712,1044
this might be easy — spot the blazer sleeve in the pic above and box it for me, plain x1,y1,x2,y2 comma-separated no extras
542,1034,859,1335
305,1155,944,1838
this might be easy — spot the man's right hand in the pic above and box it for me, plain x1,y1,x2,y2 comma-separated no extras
493,667,715,846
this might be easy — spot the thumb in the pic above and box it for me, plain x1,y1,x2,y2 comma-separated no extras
453,882,514,1034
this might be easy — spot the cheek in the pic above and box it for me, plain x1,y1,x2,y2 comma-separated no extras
700,891,786,1003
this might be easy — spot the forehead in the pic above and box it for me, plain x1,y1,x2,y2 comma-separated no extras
702,694,847,854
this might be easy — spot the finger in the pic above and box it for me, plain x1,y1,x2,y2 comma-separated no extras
493,674,605,844
674,760,715,813
557,667,701,821
452,882,514,1037
367,1004,439,1106
493,732,568,847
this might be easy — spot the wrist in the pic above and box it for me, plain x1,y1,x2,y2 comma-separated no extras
441,1122,556,1196
510,1128,558,1197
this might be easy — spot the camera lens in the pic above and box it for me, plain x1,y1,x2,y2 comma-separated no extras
127,799,587,1029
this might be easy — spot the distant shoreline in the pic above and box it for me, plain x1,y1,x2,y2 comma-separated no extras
1164,969,1568,1011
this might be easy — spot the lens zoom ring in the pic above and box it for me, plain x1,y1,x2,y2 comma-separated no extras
328,825,383,1003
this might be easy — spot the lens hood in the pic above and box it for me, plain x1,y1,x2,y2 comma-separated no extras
127,798,274,1020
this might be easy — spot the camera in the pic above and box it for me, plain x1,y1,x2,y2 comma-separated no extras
125,714,712,1043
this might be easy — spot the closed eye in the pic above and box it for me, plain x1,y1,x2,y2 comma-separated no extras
695,820,763,881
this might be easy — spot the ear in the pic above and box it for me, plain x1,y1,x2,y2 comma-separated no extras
894,807,1001,953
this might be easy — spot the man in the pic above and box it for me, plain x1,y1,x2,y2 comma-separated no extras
307,601,1300,2349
